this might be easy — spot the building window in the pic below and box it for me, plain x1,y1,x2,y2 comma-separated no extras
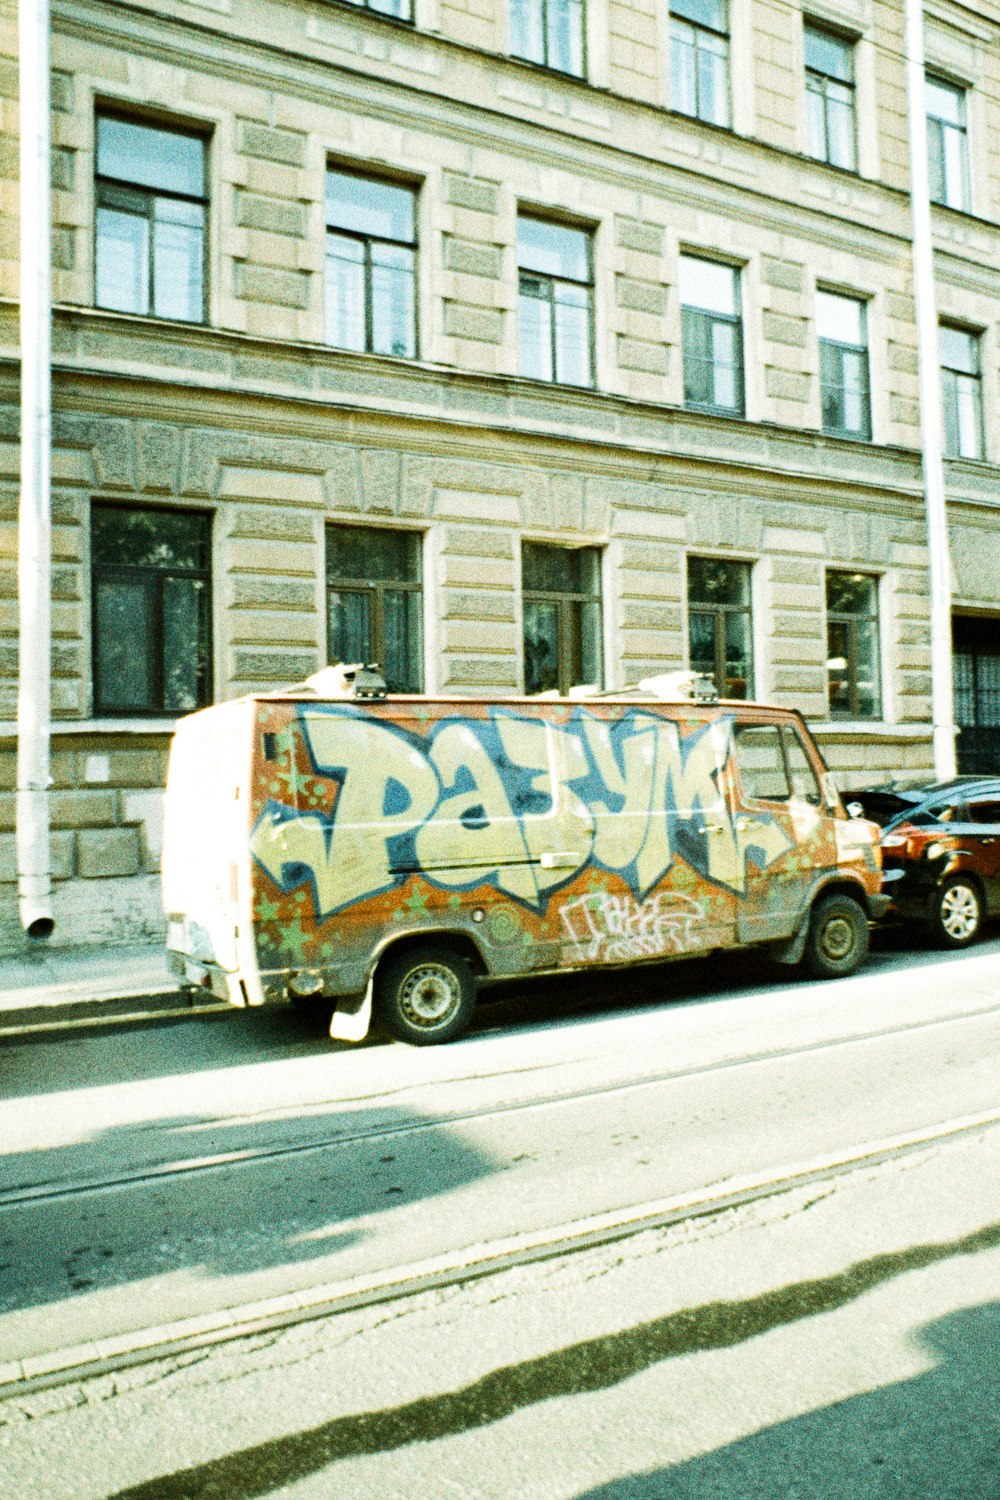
671,0,730,128
804,24,856,171
679,256,744,416
926,76,970,211
326,526,423,693
518,217,593,388
91,504,212,716
522,543,602,695
95,115,207,323
826,571,881,719
817,290,871,440
940,325,983,459
510,0,585,76
337,0,413,21
326,171,417,359
687,556,753,700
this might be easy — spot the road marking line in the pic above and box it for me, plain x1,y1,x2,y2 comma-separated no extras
3,1106,1000,1400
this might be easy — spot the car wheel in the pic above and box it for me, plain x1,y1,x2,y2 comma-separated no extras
803,894,870,979
376,946,476,1046
930,876,982,949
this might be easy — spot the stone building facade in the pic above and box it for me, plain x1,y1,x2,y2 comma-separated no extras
0,0,998,949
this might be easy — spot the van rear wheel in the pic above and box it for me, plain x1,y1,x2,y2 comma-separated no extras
376,946,476,1046
803,894,869,979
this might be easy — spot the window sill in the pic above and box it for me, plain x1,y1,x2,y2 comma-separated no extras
808,721,930,740
509,53,588,85
320,0,416,29
0,718,180,744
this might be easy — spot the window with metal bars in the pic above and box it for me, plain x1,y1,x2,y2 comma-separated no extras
670,0,730,127
91,503,212,716
95,114,207,324
825,571,881,719
517,217,594,388
687,556,753,699
325,171,417,359
522,543,603,695
326,525,423,693
804,24,856,171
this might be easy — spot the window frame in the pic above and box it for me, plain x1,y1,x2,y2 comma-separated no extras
803,22,857,171
940,323,984,460
825,569,882,721
521,542,603,696
517,216,595,388
817,291,872,441
926,74,971,212
325,169,419,360
326,0,415,25
90,501,213,718
679,256,745,418
509,0,587,78
670,0,731,128
325,524,424,693
686,555,754,700
94,112,210,326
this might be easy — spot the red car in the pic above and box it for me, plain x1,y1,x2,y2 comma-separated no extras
851,777,1000,948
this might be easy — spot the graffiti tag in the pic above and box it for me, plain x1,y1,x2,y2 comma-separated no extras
560,890,707,963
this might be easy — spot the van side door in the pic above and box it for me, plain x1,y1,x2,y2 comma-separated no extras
732,720,828,942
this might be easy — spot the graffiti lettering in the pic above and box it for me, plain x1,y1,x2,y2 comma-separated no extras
249,705,793,921
559,891,707,963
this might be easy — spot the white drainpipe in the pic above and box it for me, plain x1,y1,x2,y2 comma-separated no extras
16,0,55,939
904,0,957,782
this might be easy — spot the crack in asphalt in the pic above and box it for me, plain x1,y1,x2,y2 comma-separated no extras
105,1218,1000,1500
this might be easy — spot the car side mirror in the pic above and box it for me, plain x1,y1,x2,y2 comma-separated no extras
846,801,864,820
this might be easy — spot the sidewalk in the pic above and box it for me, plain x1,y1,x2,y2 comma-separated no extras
0,940,191,1035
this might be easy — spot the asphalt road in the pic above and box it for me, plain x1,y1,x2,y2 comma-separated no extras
1,933,1000,1497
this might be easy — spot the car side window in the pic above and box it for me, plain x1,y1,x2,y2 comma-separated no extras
910,801,956,826
967,799,1000,826
782,727,822,805
734,724,790,802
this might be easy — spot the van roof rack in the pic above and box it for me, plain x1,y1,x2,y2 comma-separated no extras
295,663,389,700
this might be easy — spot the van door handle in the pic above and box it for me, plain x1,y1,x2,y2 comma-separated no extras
703,822,725,836
540,852,581,868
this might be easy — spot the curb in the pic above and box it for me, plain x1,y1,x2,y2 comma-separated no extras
0,988,227,1039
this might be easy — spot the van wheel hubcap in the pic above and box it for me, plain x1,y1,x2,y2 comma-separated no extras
820,916,854,961
940,885,978,940
399,964,460,1028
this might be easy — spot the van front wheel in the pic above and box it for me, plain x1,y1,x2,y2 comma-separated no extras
376,946,476,1046
803,894,869,979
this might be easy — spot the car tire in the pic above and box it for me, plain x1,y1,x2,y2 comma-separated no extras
930,876,982,949
803,894,870,979
376,945,476,1046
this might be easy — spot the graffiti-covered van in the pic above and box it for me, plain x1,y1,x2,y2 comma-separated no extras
161,668,886,1045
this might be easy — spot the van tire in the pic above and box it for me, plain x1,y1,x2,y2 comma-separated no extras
802,894,869,979
376,946,476,1046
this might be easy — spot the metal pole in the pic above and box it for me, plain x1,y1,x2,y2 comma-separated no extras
16,0,55,938
904,0,957,781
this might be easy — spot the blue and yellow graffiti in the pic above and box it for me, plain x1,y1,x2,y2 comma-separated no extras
249,705,794,922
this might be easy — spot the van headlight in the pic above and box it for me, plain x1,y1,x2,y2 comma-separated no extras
925,842,946,862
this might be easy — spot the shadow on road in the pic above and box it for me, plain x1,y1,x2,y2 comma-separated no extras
0,1099,497,1320
101,1230,1000,1500
574,1299,1000,1498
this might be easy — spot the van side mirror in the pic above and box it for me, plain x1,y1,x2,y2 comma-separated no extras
846,800,864,820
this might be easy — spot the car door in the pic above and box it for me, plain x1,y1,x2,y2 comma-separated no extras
963,795,1000,914
732,719,828,942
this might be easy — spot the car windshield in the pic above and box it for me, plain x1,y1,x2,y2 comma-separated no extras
906,802,957,827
